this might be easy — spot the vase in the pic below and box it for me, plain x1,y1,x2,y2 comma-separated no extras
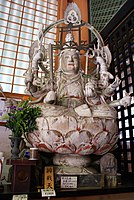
9,136,23,159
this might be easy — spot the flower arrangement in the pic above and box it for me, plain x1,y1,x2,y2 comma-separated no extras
2,99,41,138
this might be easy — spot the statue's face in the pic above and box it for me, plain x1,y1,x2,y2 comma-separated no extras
98,72,109,89
61,49,80,75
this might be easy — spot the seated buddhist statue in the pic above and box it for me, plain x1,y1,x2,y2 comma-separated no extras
23,3,133,167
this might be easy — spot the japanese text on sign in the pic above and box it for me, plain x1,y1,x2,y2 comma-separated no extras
61,176,77,188
44,166,54,190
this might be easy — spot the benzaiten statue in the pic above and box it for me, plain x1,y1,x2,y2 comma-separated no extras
24,3,133,168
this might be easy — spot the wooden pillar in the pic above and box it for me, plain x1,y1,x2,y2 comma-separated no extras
73,0,89,44
57,0,67,20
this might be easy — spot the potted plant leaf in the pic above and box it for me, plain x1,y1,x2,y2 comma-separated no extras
1,99,41,159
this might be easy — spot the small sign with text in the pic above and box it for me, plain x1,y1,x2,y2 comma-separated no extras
41,189,56,197
12,194,28,200
61,176,77,189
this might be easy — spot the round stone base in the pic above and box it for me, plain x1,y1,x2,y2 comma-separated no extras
53,154,91,167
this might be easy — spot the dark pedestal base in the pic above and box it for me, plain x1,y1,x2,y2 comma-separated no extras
54,166,104,190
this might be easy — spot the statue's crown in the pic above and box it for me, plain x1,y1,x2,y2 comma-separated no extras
61,32,79,53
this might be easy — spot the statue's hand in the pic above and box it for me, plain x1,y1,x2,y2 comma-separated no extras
43,90,56,104
119,92,134,107
33,77,42,87
24,72,35,93
111,76,121,89
25,73,33,84
84,81,96,98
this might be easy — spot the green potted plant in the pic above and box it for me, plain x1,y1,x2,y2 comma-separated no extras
2,99,41,158
6,99,41,137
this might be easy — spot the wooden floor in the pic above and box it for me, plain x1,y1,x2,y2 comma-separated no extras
33,192,134,200
62,193,133,200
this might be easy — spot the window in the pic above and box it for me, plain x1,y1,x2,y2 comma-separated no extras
109,12,134,173
0,0,58,96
